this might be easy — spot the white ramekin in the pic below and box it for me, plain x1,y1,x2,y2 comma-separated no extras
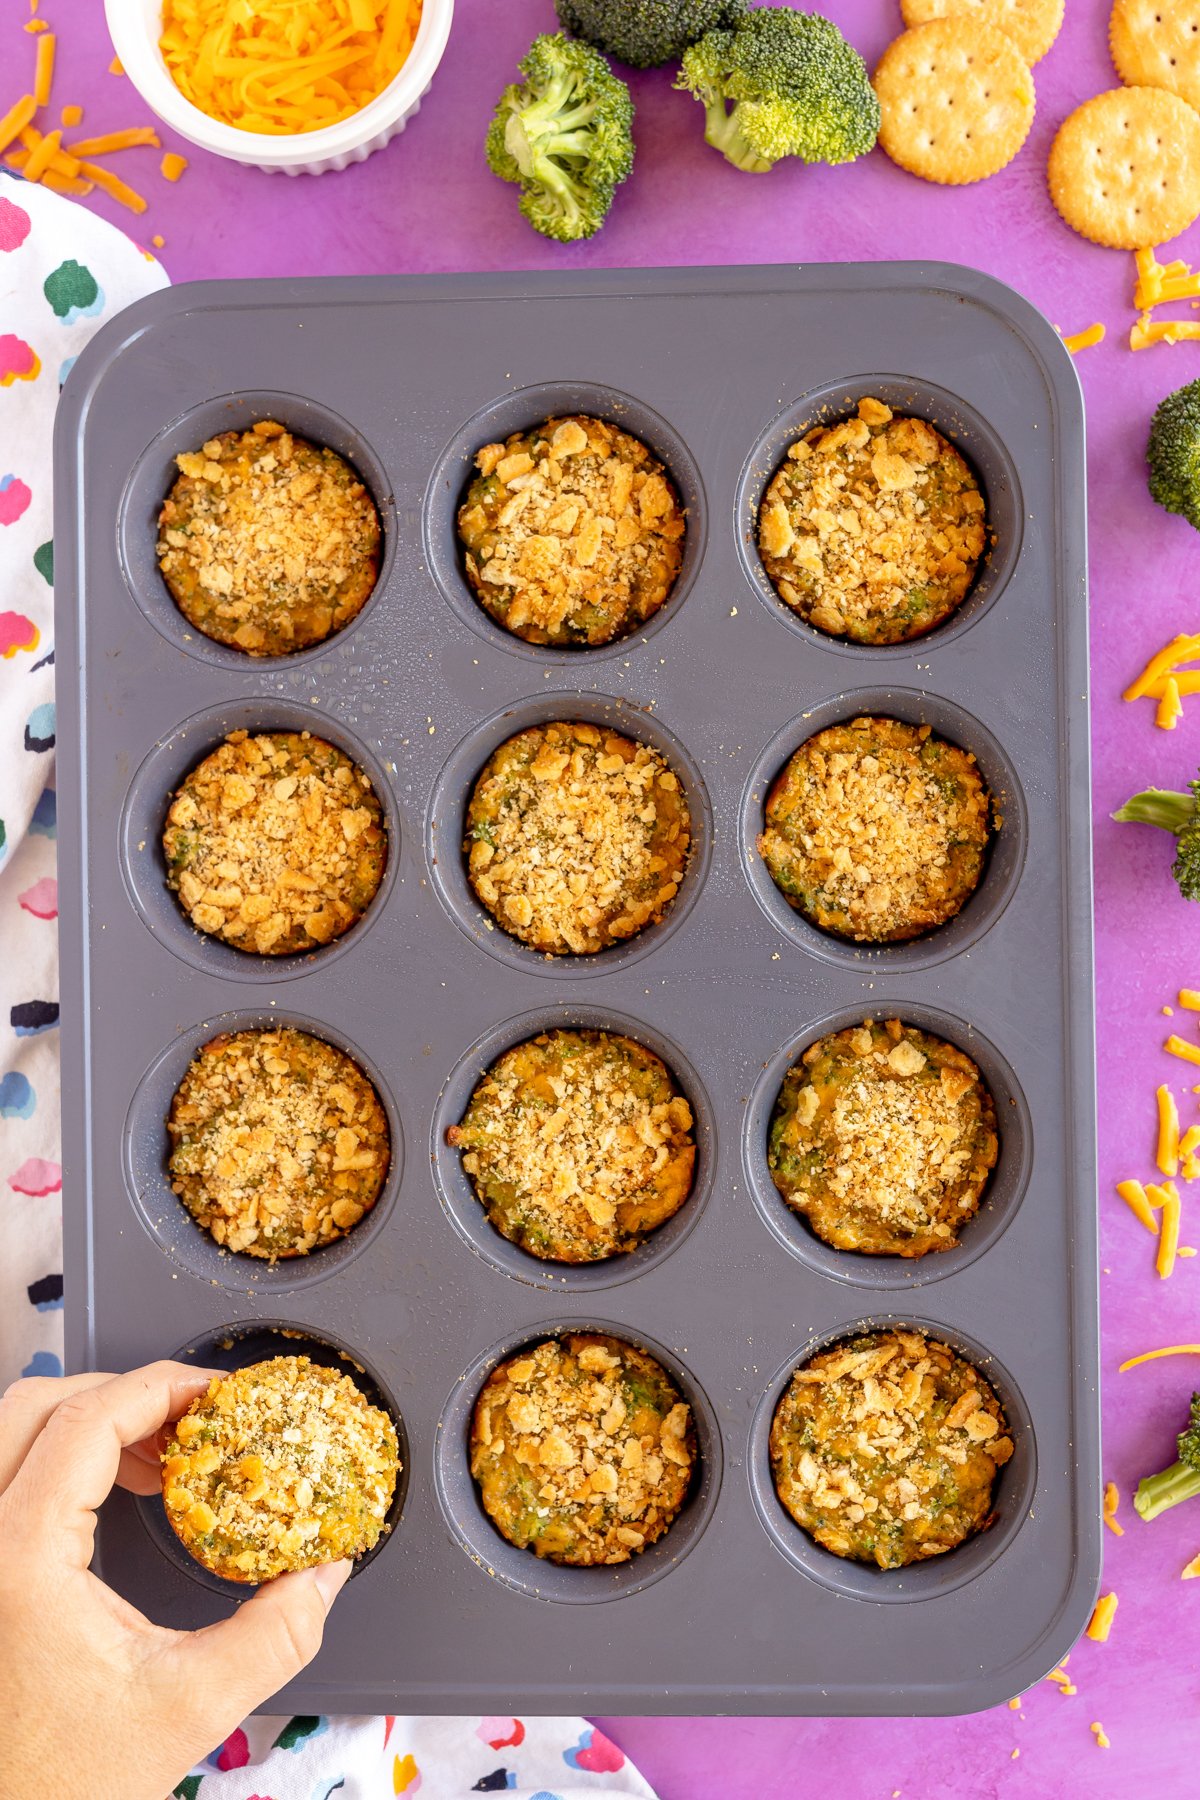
104,0,455,176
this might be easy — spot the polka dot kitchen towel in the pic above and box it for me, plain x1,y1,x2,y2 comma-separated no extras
0,173,167,1389
0,175,659,1800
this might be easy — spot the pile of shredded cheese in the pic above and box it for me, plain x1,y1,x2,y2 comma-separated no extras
0,2,188,217
1123,632,1200,730
159,0,423,135
1131,246,1200,351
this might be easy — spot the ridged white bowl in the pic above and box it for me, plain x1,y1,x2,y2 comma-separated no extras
104,0,454,176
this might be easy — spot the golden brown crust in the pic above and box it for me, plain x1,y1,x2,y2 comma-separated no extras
447,1029,695,1262
469,1334,695,1565
465,721,690,955
768,1019,998,1256
167,1028,390,1259
757,716,992,942
162,1356,400,1582
457,415,685,647
156,422,380,656
770,1329,1012,1568
163,730,387,956
758,399,987,645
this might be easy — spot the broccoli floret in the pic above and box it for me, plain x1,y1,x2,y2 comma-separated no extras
1112,775,1200,902
675,8,879,175
555,0,747,69
485,33,634,243
1135,1393,1200,1522
1148,376,1200,531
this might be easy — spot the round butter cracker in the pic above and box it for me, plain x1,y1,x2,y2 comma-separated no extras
1047,86,1200,248
900,0,1064,65
1111,0,1200,113
874,20,1036,185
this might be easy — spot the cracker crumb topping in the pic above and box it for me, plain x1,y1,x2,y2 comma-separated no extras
164,729,387,956
759,399,987,645
465,721,691,955
769,1019,998,1257
458,415,685,647
156,422,380,656
770,1329,1012,1569
168,1028,389,1259
470,1334,695,1566
757,715,992,942
448,1029,695,1262
162,1355,400,1583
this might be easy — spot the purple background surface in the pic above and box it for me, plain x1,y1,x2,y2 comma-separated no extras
11,0,1200,1791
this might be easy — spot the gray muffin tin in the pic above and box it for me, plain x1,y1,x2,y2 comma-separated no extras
55,264,1098,1716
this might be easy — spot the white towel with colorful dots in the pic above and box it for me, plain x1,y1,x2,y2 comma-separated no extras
0,176,657,1800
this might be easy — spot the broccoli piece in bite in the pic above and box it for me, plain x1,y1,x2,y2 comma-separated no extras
1135,1393,1200,1521
1148,376,1200,531
676,7,879,175
1112,773,1200,902
555,0,747,69
485,33,634,243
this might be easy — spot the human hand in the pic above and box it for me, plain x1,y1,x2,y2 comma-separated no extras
0,1362,350,1800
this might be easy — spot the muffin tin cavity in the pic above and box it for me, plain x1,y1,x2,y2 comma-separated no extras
735,375,1024,659
119,390,395,669
119,697,398,982
424,380,707,663
740,686,1028,973
747,1318,1037,1604
432,1006,716,1291
426,692,712,979
137,1322,409,1599
434,1322,721,1604
743,1002,1033,1290
123,1009,403,1294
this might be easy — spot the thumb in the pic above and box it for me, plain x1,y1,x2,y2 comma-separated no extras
165,1559,351,1734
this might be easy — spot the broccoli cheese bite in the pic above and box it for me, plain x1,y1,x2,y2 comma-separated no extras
757,716,991,942
465,720,691,955
457,414,685,647
758,397,987,645
161,1356,400,1583
163,729,387,956
469,1334,695,1566
447,1029,695,1262
768,1019,998,1257
769,1329,1012,1569
167,1028,390,1259
156,421,380,656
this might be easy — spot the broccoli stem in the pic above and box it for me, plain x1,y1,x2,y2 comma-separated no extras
1111,788,1196,835
702,100,773,174
1134,1458,1200,1521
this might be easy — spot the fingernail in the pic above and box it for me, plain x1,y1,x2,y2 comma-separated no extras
310,1558,352,1609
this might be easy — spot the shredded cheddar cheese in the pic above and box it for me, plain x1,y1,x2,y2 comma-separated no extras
1086,1592,1118,1642
1124,634,1200,702
161,150,188,181
59,103,82,126
1117,1178,1159,1234
108,56,125,76
1158,1184,1182,1278
0,94,37,156
158,0,424,137
1181,990,1200,1010
33,33,54,108
1132,314,1200,350
1157,1085,1181,1174
1091,1722,1111,1750
1102,1481,1124,1536
66,127,160,155
75,160,147,213
22,125,59,183
1157,674,1184,729
1062,323,1106,353
1134,247,1200,309
1119,1343,1200,1371
1183,1551,1200,1579
1166,1034,1200,1067
1007,1696,1021,1710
